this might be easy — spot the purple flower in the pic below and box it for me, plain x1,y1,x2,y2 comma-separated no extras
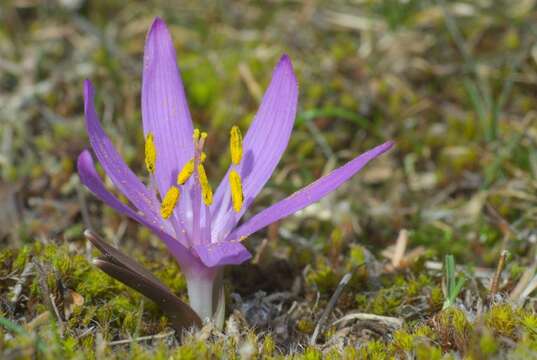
77,17,393,323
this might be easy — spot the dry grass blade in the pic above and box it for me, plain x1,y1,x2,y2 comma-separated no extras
310,273,352,345
107,331,176,346
490,250,509,297
382,229,425,272
332,312,403,329
32,259,64,336
391,229,408,268
9,262,34,305
510,253,537,305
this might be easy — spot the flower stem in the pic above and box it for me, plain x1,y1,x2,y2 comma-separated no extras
185,268,225,328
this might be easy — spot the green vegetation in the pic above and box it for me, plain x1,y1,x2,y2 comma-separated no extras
442,254,466,309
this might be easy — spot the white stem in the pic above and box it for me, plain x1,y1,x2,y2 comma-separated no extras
187,276,214,322
186,269,225,328
212,272,225,329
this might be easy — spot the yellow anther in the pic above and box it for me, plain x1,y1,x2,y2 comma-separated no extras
177,159,195,185
200,132,208,141
197,164,213,206
144,133,156,174
229,169,243,212
160,186,180,219
176,153,207,185
229,126,243,165
193,128,200,142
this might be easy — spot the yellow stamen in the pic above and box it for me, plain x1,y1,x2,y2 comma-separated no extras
193,128,200,142
144,133,156,174
197,164,213,205
177,160,195,185
229,126,243,165
177,153,207,185
229,169,243,212
160,186,180,219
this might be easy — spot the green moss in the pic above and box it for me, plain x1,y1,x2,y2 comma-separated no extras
13,245,31,271
429,286,444,311
325,228,344,257
510,263,525,281
301,347,322,360
348,244,366,267
76,268,122,302
415,343,443,360
63,224,84,242
121,309,140,335
343,346,358,359
452,311,471,336
0,248,14,266
297,319,315,334
521,313,537,336
306,259,340,294
358,340,389,360
510,342,537,358
436,308,472,352
153,262,187,295
391,329,414,354
62,336,78,358
171,340,210,359
406,274,431,298
370,289,402,316
355,294,368,309
414,325,436,340
262,335,275,356
346,245,369,287
323,326,337,341
485,304,518,338
479,330,499,357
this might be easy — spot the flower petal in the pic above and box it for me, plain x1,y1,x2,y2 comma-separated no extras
211,55,298,239
142,17,195,195
77,150,196,267
193,242,252,267
226,141,394,242
83,80,159,220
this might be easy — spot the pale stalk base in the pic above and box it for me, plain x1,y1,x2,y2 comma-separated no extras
186,269,225,329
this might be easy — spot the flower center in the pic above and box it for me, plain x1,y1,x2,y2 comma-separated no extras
145,127,245,222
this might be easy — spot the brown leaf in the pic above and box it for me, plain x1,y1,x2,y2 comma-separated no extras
84,230,202,335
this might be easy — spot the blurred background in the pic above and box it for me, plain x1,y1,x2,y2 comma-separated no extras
1,0,536,355
1,0,535,263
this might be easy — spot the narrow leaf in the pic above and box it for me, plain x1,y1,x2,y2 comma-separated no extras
85,230,202,334
94,258,202,333
85,230,167,292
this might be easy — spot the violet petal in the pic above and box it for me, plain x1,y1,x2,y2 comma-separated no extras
77,150,197,267
211,55,298,239
83,80,159,219
193,242,252,267
142,17,195,196
226,141,394,242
